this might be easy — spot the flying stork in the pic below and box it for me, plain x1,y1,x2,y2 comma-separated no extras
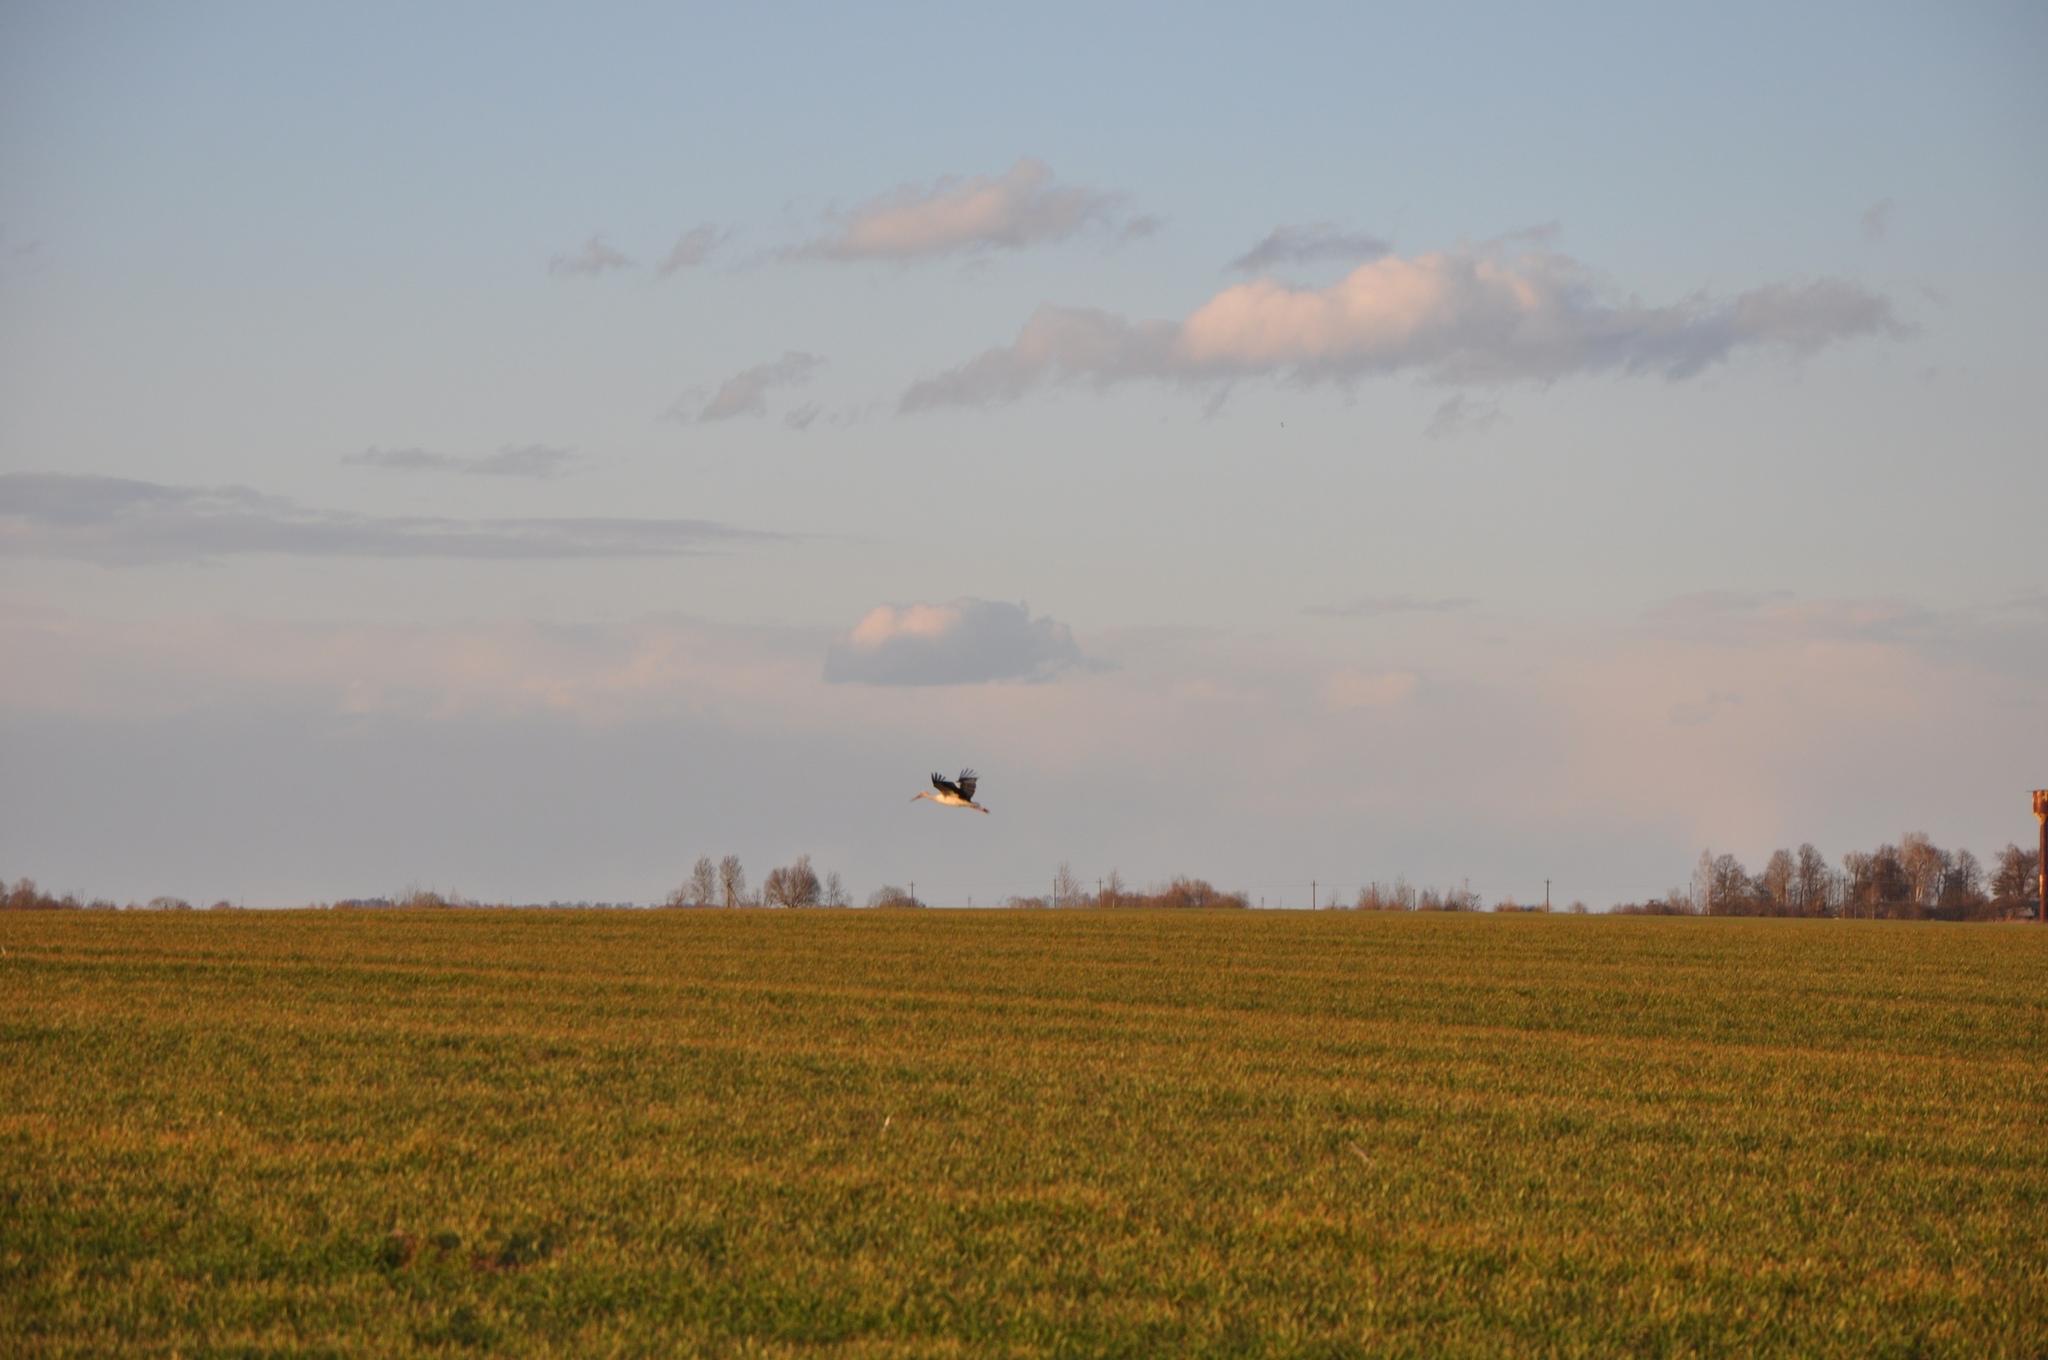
913,769,989,814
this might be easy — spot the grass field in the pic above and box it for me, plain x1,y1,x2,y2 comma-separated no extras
3,908,2046,1356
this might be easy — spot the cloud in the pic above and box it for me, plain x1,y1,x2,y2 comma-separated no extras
1642,591,1951,650
343,445,576,478
824,598,1089,685
1306,596,1476,618
0,473,773,566
659,225,728,275
1425,394,1502,438
696,352,826,421
794,158,1124,262
899,243,1906,410
1861,199,1895,241
1229,222,1391,274
549,235,632,277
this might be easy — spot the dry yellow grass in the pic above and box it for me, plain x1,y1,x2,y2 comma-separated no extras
2,908,2045,1355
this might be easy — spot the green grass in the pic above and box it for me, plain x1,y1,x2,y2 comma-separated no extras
2,909,2045,1357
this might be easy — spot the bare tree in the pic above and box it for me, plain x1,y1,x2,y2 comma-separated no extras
1941,849,1986,911
1704,853,1755,915
665,856,717,907
688,856,717,906
1992,844,2040,904
1355,878,1420,911
719,855,746,909
762,855,822,909
823,871,848,908
1053,861,1083,908
1841,851,1873,917
1101,869,1124,909
1760,850,1795,915
1845,845,1911,916
1898,832,1947,912
1794,843,1833,917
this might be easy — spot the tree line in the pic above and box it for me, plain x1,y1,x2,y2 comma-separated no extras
1613,834,2041,920
662,859,1251,910
662,855,852,909
14,831,2038,918
0,880,217,912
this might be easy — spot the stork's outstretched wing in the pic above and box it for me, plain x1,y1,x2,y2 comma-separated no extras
956,770,978,802
931,772,962,797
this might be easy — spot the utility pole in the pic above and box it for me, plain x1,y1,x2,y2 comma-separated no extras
2034,791,2047,923
910,880,915,908
1545,879,1551,912
1312,880,1316,911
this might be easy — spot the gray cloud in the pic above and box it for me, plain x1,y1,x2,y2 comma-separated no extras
824,598,1089,685
794,158,1125,262
1306,596,1477,618
1425,394,1502,439
1229,222,1391,273
658,225,729,276
0,474,772,566
343,445,576,478
549,235,632,277
900,246,1907,411
1861,199,1895,241
1644,591,1952,649
697,351,826,421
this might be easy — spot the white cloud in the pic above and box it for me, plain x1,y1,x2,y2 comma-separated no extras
824,598,1088,685
794,158,1124,262
658,225,728,275
0,473,773,565
549,235,632,277
1229,222,1391,274
899,243,1905,409
696,351,826,422
343,445,576,478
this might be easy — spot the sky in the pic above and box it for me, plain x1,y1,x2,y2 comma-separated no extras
2,0,2044,908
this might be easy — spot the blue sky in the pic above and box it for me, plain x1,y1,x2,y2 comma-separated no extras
3,1,2043,907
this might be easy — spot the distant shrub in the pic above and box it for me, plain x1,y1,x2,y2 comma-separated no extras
395,889,461,909
1093,877,1250,910
1612,897,1699,916
1354,879,1481,912
1,879,78,911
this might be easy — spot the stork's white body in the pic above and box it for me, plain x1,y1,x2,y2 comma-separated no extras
913,769,989,814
